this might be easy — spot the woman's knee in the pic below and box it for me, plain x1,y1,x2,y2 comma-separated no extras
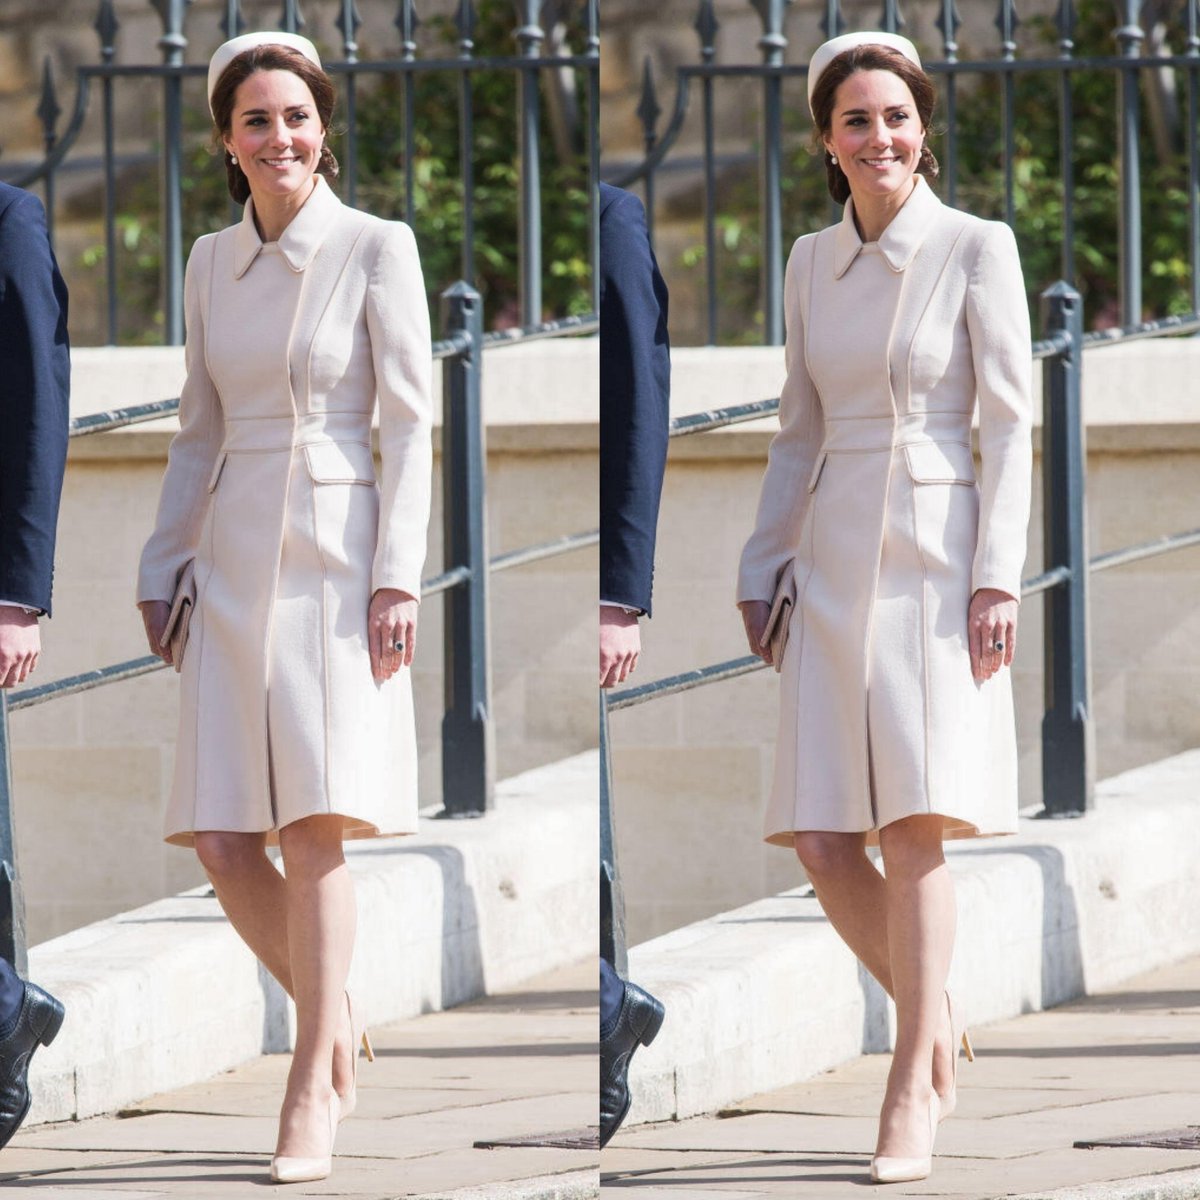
194,831,267,880
793,831,867,879
278,815,346,878
878,815,946,878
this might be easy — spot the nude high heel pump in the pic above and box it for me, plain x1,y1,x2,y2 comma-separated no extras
270,1093,340,1184
337,991,375,1122
937,990,974,1121
870,1092,940,1184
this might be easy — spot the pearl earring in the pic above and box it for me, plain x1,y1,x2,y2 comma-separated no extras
230,153,238,165
830,153,838,165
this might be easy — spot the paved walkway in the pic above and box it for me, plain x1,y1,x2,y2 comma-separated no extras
602,955,1200,1199
0,959,599,1199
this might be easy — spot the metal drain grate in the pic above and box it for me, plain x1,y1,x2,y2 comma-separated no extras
1076,1127,1200,1151
474,1128,599,1151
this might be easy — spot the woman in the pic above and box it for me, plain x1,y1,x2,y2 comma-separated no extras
136,32,432,1183
737,32,1032,1184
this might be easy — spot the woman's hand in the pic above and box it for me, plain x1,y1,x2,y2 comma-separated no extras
369,588,418,682
968,588,1018,682
739,600,774,667
138,600,173,667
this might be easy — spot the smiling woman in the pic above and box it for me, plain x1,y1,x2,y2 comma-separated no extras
134,30,432,1187
736,31,1032,1188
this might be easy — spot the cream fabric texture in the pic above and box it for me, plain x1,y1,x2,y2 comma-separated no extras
138,177,433,847
737,177,1033,846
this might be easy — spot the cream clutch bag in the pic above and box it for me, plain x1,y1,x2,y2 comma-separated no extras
760,560,797,674
160,559,196,674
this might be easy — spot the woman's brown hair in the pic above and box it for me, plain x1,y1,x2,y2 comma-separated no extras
809,44,939,204
209,44,339,204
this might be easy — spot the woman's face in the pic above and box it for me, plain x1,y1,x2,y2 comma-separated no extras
222,69,324,206
822,68,924,206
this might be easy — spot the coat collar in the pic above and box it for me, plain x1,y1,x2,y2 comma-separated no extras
233,174,340,279
833,174,941,279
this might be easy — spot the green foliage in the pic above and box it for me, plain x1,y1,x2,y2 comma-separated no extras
81,9,592,343
680,7,1197,342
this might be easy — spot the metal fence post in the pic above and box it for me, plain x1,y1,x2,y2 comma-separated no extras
0,696,28,979
439,282,494,817
753,0,788,346
599,690,627,977
514,1,544,325
1115,2,1144,324
153,0,187,346
1039,281,1093,817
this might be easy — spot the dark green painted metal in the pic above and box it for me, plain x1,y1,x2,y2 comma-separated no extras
439,282,494,818
0,697,27,978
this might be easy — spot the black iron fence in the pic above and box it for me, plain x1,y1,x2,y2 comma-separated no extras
604,0,1200,345
599,284,1200,970
0,286,597,977
3,0,599,344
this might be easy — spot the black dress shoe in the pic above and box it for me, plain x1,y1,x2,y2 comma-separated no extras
0,981,65,1149
600,979,664,1148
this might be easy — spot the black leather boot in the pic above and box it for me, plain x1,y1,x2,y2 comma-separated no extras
0,981,65,1148
600,980,664,1148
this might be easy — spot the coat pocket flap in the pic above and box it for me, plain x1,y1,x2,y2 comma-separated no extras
206,451,228,493
303,441,377,484
903,441,976,484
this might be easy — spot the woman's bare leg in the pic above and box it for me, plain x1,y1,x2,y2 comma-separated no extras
874,814,955,1159
274,813,356,1159
193,829,357,1104
792,830,957,1098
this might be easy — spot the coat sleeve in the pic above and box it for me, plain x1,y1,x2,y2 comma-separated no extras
136,236,224,604
736,237,824,604
599,188,670,617
965,222,1033,600
365,223,433,599
0,189,70,616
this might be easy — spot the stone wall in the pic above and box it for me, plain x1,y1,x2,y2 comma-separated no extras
610,340,1200,947
9,337,598,947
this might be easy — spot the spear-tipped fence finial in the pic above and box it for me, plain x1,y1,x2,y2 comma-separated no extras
95,0,119,61
995,0,1020,59
819,1,845,41
37,57,61,147
935,0,961,58
279,0,307,34
636,55,661,151
879,0,906,34
220,0,244,38
1055,0,1075,55
335,1,362,59
696,0,719,61
455,0,476,54
395,0,419,59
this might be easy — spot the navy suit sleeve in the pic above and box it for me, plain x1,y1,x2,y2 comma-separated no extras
0,189,70,616
599,188,670,617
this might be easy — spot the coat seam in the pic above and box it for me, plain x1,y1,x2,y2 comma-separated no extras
309,478,334,816
909,477,934,815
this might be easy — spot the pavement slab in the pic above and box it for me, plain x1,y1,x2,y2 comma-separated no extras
0,959,600,1199
601,954,1200,1198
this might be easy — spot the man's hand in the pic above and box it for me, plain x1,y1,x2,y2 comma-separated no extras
0,606,40,688
600,605,641,689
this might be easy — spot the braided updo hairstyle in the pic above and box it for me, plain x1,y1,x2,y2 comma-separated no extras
809,44,939,204
209,44,339,204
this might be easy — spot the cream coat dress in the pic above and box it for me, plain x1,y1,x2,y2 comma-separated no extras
737,177,1032,847
137,176,432,847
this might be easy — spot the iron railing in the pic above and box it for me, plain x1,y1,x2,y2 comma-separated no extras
604,0,1200,344
599,284,1200,968
3,0,599,345
0,289,597,976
